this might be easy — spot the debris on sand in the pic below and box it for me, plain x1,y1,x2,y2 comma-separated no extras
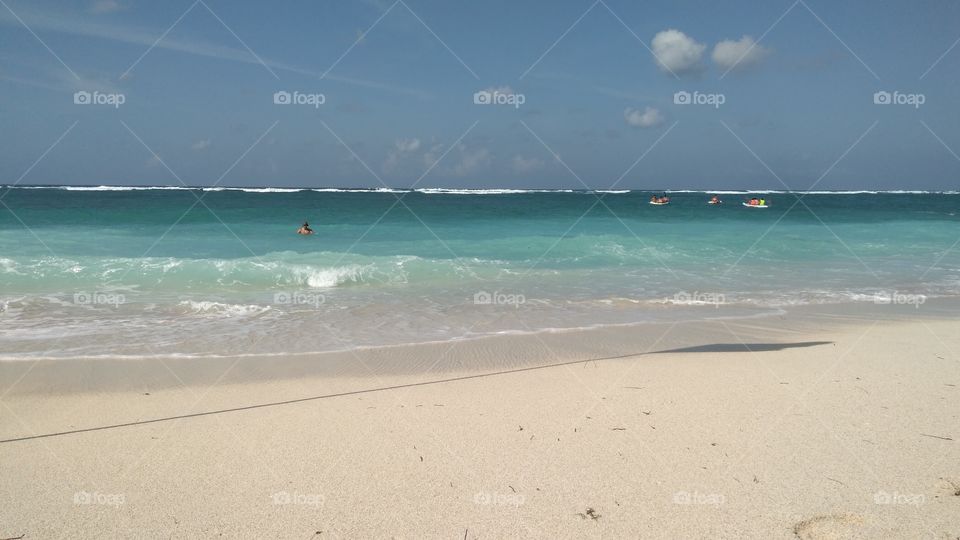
576,507,601,521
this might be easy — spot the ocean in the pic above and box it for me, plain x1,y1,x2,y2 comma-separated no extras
1,186,958,359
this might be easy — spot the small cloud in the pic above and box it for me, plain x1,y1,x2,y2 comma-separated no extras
90,0,125,14
624,107,664,128
383,137,422,172
651,29,706,75
145,155,162,168
712,36,771,72
191,139,211,151
423,142,445,169
453,144,490,176
395,138,421,152
417,142,486,176
511,155,544,173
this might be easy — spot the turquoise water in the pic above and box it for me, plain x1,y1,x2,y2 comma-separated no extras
1,186,958,358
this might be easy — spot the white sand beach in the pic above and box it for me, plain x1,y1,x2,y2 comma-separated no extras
1,307,957,539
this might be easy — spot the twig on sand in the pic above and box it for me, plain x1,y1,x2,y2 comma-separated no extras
1,535,26,540
576,507,601,521
920,433,954,441
826,476,845,486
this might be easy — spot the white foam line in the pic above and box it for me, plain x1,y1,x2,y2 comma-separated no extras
0,307,788,363
415,188,576,195
4,186,958,195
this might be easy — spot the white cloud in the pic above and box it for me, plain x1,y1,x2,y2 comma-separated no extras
90,0,125,14
395,138,421,152
191,139,211,151
651,29,706,75
383,138,422,172
423,142,445,169
712,36,771,72
401,141,490,177
624,107,664,128
511,155,544,173
453,144,490,177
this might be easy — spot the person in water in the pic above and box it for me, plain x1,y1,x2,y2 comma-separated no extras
297,221,313,235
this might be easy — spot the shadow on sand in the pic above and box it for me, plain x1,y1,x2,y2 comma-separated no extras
653,341,833,354
0,341,833,444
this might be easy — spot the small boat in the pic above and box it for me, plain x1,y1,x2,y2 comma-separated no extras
708,198,722,205
649,194,670,205
742,202,769,208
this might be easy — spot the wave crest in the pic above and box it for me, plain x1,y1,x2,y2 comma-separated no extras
178,300,272,317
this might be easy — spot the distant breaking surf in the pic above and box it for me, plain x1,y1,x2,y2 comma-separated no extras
4,185,958,195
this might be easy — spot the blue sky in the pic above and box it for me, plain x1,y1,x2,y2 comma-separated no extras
1,0,959,190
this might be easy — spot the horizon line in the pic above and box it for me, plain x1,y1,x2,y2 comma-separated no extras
2,184,959,194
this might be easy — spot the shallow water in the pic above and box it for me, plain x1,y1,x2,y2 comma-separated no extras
1,187,958,358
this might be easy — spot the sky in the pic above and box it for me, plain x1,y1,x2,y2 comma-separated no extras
1,0,959,190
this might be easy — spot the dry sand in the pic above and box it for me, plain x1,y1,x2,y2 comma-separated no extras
1,306,958,538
